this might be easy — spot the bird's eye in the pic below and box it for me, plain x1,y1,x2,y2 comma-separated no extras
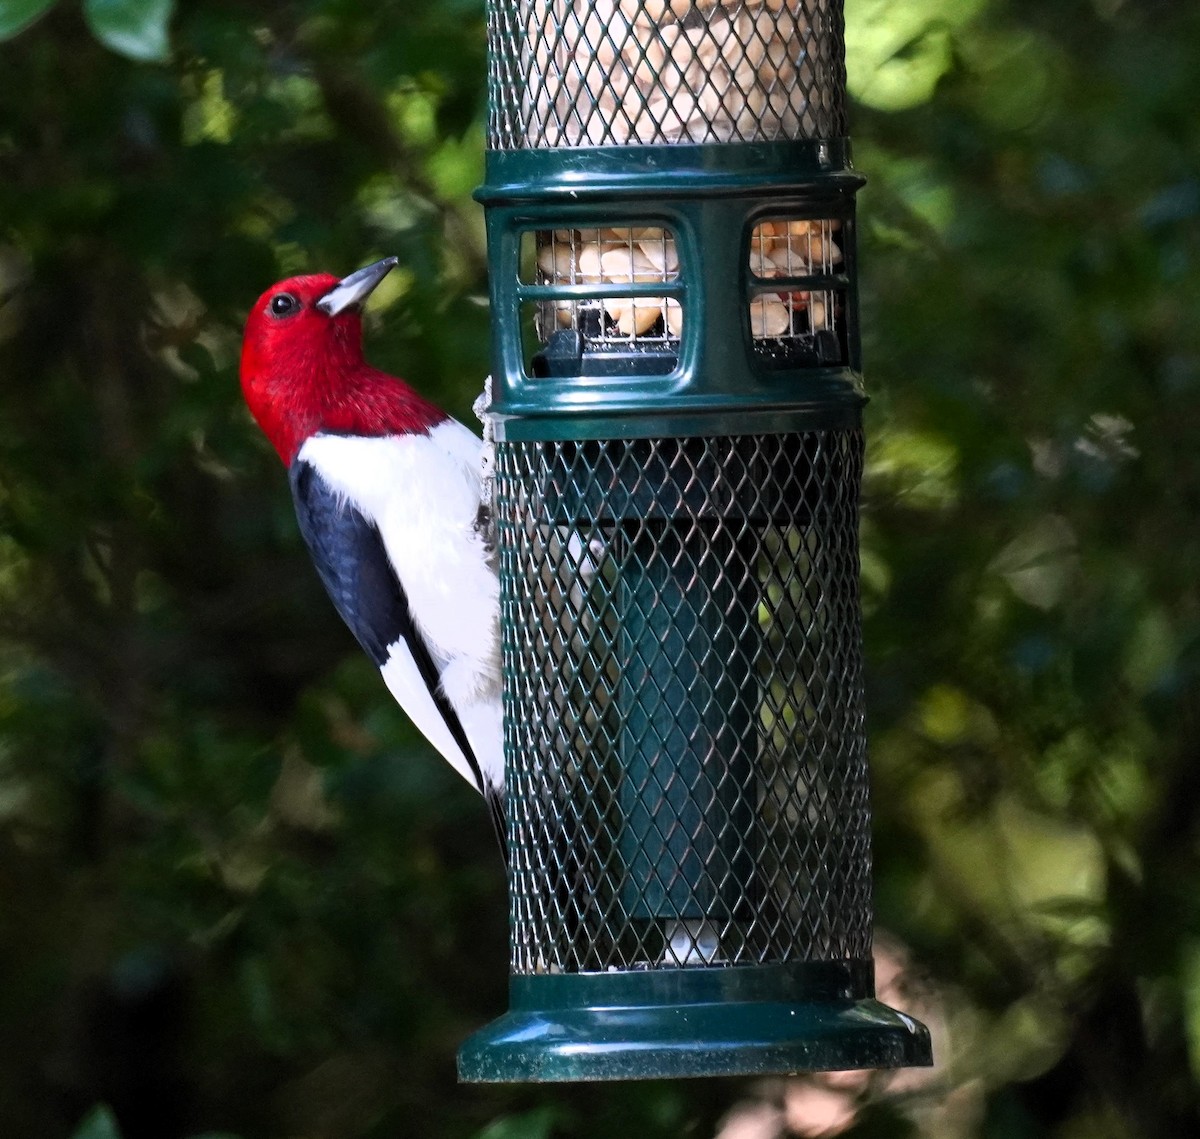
269,293,300,317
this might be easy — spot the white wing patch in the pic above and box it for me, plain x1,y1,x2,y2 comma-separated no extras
299,421,504,794
380,643,479,788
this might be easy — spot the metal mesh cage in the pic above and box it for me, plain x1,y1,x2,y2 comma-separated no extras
525,214,847,374
495,430,871,974
529,225,684,347
487,0,847,149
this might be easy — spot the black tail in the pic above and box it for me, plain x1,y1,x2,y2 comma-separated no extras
485,784,508,869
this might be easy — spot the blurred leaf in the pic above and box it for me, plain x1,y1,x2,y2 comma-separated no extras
473,1107,559,1139
1184,941,1200,1081
70,1106,122,1139
916,684,997,747
82,0,172,62
984,995,1073,1084
0,0,55,40
846,0,985,110
866,426,959,509
1123,608,1176,694
988,515,1080,611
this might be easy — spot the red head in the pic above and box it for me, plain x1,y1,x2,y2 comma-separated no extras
239,258,444,464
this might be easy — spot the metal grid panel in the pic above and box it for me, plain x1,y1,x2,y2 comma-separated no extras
525,216,846,370
487,0,847,149
748,216,842,343
495,431,872,973
530,225,683,346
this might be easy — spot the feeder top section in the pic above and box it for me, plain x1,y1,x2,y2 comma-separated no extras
486,0,846,150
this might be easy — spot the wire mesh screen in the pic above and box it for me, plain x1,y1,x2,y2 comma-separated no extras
748,217,844,359
530,216,849,372
530,225,684,345
487,0,847,149
523,215,848,376
495,431,872,973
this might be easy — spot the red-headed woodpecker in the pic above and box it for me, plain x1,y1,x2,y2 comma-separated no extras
239,258,505,853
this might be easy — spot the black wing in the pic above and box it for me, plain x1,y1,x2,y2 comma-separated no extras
288,459,488,800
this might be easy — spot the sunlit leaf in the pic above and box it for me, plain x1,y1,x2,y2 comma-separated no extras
865,427,960,509
916,684,995,746
181,70,236,145
912,778,1107,931
846,0,986,110
82,0,172,62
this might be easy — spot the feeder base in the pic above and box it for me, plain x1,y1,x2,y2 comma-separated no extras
458,965,932,1083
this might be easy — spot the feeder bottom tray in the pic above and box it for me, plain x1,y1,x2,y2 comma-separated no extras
458,962,932,1082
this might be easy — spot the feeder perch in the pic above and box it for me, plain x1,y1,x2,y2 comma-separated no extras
459,0,933,1082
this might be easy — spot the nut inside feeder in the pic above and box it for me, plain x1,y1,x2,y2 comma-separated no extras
464,0,933,1083
534,226,683,340
531,216,844,367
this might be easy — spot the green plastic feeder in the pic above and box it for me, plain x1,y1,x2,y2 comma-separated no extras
459,0,932,1082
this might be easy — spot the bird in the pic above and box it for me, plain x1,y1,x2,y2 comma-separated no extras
239,257,506,856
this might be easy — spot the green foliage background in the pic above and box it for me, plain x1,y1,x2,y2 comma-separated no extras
0,1,1197,1137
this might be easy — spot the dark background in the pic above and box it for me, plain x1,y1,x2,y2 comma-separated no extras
0,1,1197,1137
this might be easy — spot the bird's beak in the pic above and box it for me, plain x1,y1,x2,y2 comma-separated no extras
316,256,399,316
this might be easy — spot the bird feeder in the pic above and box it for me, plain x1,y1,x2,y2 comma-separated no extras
459,0,932,1081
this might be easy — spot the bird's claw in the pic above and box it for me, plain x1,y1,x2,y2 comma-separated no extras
474,501,496,555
